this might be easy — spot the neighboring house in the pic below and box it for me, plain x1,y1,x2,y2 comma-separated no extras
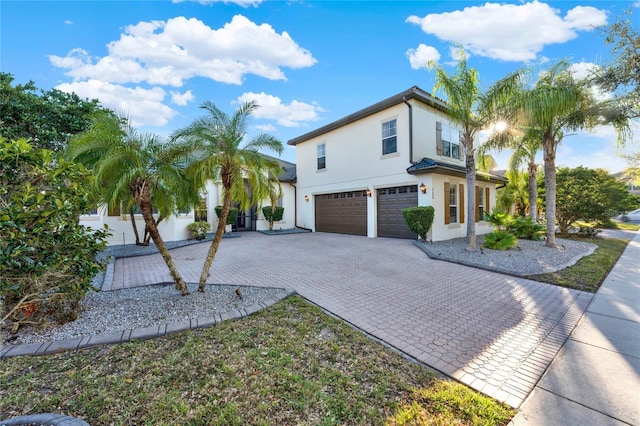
288,86,508,242
80,157,296,246
613,171,640,196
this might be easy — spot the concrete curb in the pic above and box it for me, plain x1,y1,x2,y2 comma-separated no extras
0,413,89,425
0,288,296,360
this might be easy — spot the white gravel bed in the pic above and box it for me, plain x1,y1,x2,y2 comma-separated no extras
416,236,598,276
5,284,285,346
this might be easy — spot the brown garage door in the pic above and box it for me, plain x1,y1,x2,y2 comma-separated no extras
377,185,418,239
315,191,367,236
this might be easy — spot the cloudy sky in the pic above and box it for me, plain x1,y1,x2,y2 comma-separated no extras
2,0,638,172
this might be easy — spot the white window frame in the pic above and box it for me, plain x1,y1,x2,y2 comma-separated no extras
442,123,461,159
317,143,326,170
449,184,458,224
478,187,485,220
381,119,397,155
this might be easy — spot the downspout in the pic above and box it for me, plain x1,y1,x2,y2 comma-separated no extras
403,97,415,164
289,180,312,231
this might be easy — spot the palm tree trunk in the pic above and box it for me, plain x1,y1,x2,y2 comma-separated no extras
198,187,231,292
543,139,557,248
527,160,538,222
465,139,477,251
135,181,190,295
129,207,142,245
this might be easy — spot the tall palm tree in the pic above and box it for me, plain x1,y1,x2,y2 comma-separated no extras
429,53,522,251
68,112,197,295
516,61,598,247
172,101,283,292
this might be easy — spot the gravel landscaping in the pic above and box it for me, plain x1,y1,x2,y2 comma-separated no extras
414,235,598,277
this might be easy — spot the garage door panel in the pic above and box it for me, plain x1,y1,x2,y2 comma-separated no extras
315,191,367,236
377,186,418,239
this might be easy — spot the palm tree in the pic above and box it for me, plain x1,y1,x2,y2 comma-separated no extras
516,61,598,247
429,53,522,251
481,128,543,221
68,112,197,295
172,101,283,292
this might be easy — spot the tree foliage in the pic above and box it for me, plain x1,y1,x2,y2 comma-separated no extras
68,113,197,295
0,138,109,330
539,166,638,233
172,101,284,292
0,73,101,152
429,50,522,251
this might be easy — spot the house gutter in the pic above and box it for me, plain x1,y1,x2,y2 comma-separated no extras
403,97,415,164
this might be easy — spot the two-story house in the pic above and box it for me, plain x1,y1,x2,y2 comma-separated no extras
288,86,508,242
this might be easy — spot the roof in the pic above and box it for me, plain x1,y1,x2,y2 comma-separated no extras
287,86,448,146
261,154,296,182
407,158,509,184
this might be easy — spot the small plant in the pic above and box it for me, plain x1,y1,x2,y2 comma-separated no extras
402,206,435,241
482,231,518,250
262,206,284,231
215,206,239,226
507,216,545,240
483,208,511,231
187,221,210,240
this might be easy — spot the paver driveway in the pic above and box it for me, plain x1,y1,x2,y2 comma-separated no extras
113,232,592,408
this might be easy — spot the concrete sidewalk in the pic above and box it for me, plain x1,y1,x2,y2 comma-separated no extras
511,231,640,425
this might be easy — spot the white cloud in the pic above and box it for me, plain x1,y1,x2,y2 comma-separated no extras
49,15,316,87
407,1,607,62
64,20,73,25
406,44,440,69
570,61,610,101
254,123,277,133
235,92,324,127
55,80,176,127
170,89,194,106
172,0,263,7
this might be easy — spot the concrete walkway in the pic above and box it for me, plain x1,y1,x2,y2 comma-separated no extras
511,231,640,425
109,232,593,408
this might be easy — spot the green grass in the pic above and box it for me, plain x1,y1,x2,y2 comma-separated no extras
0,296,513,425
574,220,640,231
526,236,629,292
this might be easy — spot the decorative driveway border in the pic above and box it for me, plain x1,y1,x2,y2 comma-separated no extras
0,289,295,360
106,232,593,408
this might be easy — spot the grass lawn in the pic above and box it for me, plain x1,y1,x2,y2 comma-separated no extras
526,235,630,292
0,296,514,425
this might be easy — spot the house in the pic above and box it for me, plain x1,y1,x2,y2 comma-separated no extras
80,157,296,246
287,86,508,241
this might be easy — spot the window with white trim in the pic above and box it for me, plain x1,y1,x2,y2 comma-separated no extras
317,143,326,170
382,119,397,155
449,185,458,224
441,124,460,159
478,188,485,220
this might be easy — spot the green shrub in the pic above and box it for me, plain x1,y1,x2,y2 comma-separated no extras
483,208,511,231
482,231,518,250
262,206,284,222
187,221,210,240
507,216,545,240
402,206,435,241
1,138,109,330
215,206,239,225
262,206,284,230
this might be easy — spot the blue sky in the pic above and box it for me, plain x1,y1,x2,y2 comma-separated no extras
1,0,638,172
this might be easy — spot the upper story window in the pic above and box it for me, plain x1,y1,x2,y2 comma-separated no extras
437,122,461,160
317,143,326,170
382,119,397,155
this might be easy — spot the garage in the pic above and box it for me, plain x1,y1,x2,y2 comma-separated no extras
315,191,368,235
377,185,418,239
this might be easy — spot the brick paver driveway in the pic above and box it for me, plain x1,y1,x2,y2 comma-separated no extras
113,232,592,408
